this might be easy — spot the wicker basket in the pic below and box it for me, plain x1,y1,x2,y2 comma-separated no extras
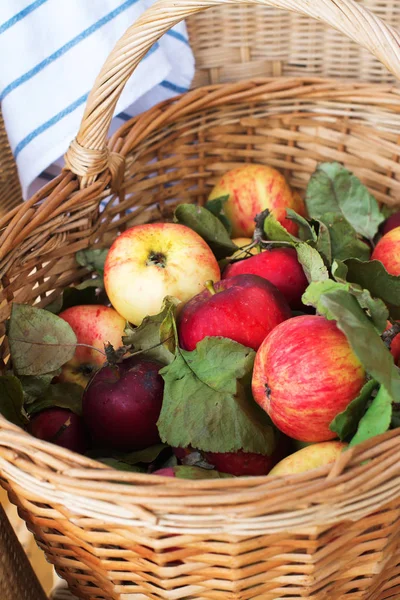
2,1,400,599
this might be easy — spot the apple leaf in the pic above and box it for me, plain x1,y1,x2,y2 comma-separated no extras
263,212,329,282
157,336,276,454
205,195,232,235
330,379,378,441
76,248,108,276
87,443,168,465
123,297,178,365
174,466,233,479
317,213,371,262
286,209,317,243
25,382,84,416
97,458,146,472
19,371,61,406
318,290,400,399
0,375,27,427
315,219,332,265
174,204,237,259
305,162,384,240
295,243,330,283
334,258,400,310
349,385,393,447
45,278,105,315
8,304,77,376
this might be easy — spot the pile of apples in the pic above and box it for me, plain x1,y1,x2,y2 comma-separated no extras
13,163,400,479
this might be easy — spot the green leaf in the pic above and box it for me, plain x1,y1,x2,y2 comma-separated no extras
350,385,393,447
8,304,77,376
157,337,276,454
123,297,178,365
88,443,168,464
97,458,146,472
45,278,105,315
263,212,329,283
316,220,332,265
319,290,400,399
76,248,109,276
317,213,371,262
26,383,84,416
174,466,233,479
295,243,330,283
330,379,378,441
174,204,237,260
0,375,27,427
305,162,384,240
334,259,400,310
264,212,296,243
19,371,60,404
286,209,317,243
205,195,232,235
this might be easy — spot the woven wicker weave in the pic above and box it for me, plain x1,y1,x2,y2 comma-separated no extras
1,1,400,599
0,108,22,215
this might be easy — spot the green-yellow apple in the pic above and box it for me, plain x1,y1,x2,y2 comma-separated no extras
229,237,261,260
104,223,220,325
269,441,347,476
371,226,400,275
252,315,366,442
208,164,305,237
59,305,125,387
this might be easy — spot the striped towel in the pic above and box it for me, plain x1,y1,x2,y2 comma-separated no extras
0,0,195,199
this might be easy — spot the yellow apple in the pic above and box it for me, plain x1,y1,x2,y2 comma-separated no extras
59,305,126,387
269,441,347,476
104,223,220,325
208,164,304,237
229,237,262,260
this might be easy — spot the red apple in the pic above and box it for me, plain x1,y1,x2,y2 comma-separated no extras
177,274,292,352
205,434,291,476
371,227,400,276
59,305,126,387
391,333,400,366
28,408,88,454
104,223,220,326
223,247,308,309
153,467,175,477
252,315,366,442
82,357,164,451
208,164,304,237
381,212,400,236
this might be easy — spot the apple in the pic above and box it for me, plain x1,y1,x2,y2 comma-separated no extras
208,164,304,237
229,237,261,260
252,315,366,442
58,305,126,388
391,333,400,366
223,247,308,309
269,441,347,476
371,227,400,276
177,274,292,352
153,467,175,477
104,223,220,326
82,356,164,451
28,408,88,454
381,212,400,236
204,434,291,477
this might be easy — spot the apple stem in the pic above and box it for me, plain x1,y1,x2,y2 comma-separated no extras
204,280,217,295
76,343,107,358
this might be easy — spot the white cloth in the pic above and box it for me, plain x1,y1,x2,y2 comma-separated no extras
0,0,195,198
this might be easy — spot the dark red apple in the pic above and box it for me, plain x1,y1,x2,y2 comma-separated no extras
204,434,291,476
28,408,88,454
223,247,308,309
82,357,164,451
382,212,400,236
178,274,291,352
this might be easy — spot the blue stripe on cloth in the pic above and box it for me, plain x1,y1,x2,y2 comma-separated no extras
0,0,48,35
38,170,55,181
166,30,190,46
14,92,89,158
117,112,132,121
160,80,189,95
0,0,141,101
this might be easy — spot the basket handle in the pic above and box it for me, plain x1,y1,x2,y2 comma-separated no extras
64,0,400,188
